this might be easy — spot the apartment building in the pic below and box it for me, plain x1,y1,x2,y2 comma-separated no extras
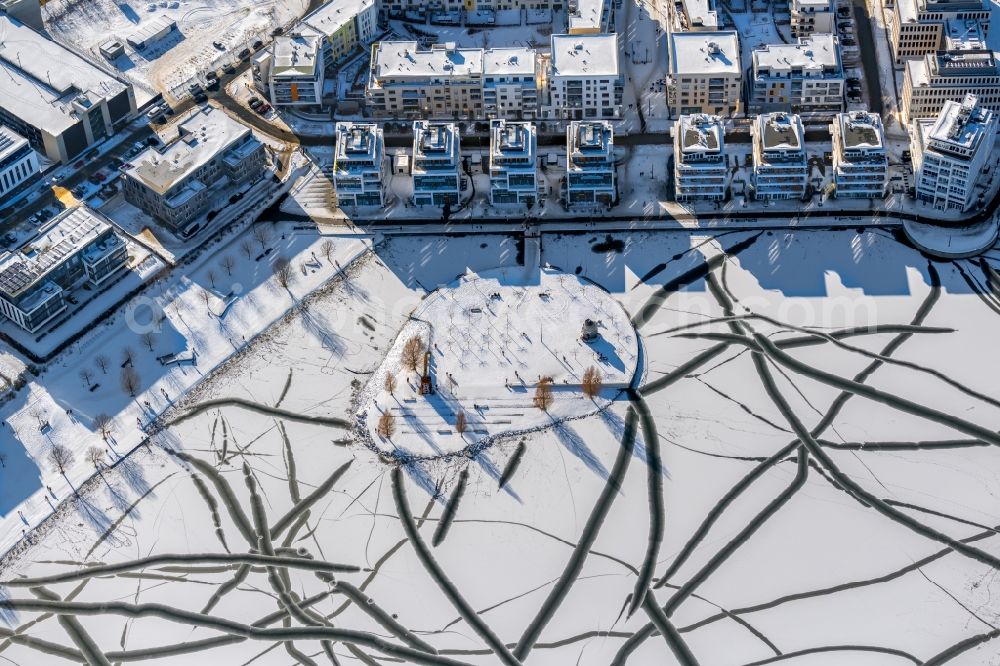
0,206,128,332
489,119,538,206
751,112,809,200
0,15,136,164
678,0,719,30
889,0,990,66
267,35,325,107
0,126,39,199
382,0,554,15
790,0,835,37
545,33,623,119
122,107,267,237
902,47,1000,124
333,122,385,208
367,42,484,118
412,121,462,207
830,111,889,198
483,48,540,119
672,114,728,201
565,120,616,209
750,34,845,114
568,0,612,34
912,94,997,211
667,31,742,117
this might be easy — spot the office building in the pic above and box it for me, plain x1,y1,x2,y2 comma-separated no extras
750,34,845,114
0,126,39,199
545,33,623,119
830,111,889,198
751,112,808,200
673,114,728,201
333,122,385,208
411,121,462,207
889,0,990,66
902,46,1000,124
122,107,266,237
667,31,742,116
565,120,616,208
489,119,538,206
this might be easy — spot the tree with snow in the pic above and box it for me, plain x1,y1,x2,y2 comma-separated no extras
376,410,395,439
401,335,424,373
321,239,336,264
533,377,554,412
93,413,113,440
48,445,75,482
87,446,105,470
581,366,603,400
273,256,295,290
384,372,397,396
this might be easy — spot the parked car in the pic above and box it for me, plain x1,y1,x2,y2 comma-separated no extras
194,91,208,103
248,97,262,109
252,39,264,51
213,40,225,50
238,47,251,60
842,38,856,46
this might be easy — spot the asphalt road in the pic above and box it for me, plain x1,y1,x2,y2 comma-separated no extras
852,0,885,116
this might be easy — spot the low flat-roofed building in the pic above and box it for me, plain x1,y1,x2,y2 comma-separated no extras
483,47,539,119
667,31,741,116
126,16,177,50
0,15,136,164
751,34,844,114
751,112,808,200
890,0,990,66
546,33,623,119
568,0,612,34
912,93,997,210
679,0,719,30
902,46,1000,124
122,107,266,237
268,34,325,107
790,0,834,37
565,120,616,208
0,126,39,199
489,119,538,206
333,122,385,208
367,41,485,118
673,114,728,201
830,111,889,198
412,121,462,207
0,205,128,332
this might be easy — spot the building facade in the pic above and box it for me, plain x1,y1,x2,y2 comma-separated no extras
368,42,484,118
333,122,385,208
750,34,845,114
412,121,462,207
268,35,325,107
0,206,128,332
0,126,39,199
565,120,616,208
673,114,728,201
667,31,742,117
483,48,540,119
889,0,990,66
912,94,997,210
751,112,808,200
545,33,623,119
830,111,889,198
790,0,835,38
902,48,1000,124
489,119,538,206
122,107,266,237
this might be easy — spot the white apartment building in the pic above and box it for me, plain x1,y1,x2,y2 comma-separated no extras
751,112,809,200
333,122,385,208
545,33,623,120
912,94,997,211
750,34,845,114
565,120,616,209
367,42,484,118
790,0,834,38
667,31,742,117
902,47,1000,124
673,114,728,201
0,126,39,199
830,111,889,198
489,119,538,206
483,48,540,119
678,0,719,30
890,0,990,66
412,121,462,207
268,35,325,107
568,0,612,34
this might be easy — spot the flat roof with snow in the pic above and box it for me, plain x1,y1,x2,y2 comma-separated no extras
483,47,535,77
668,31,740,75
550,34,620,78
677,114,725,153
0,125,29,162
944,19,985,49
272,34,322,77
334,122,382,172
568,0,608,32
926,95,994,154
837,111,885,150
125,107,256,195
753,34,841,74
680,0,719,28
371,41,483,81
300,0,375,38
0,15,130,137
756,112,805,152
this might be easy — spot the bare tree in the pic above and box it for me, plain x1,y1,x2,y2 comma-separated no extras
48,444,75,478
401,335,424,373
376,410,395,439
79,367,94,388
252,224,272,250
87,446,105,469
200,290,213,313
141,331,156,352
206,269,217,289
581,366,603,400
273,256,295,290
384,372,397,396
0,451,7,469
320,239,336,264
121,346,135,368
239,239,254,260
120,366,141,397
455,410,466,437
220,255,236,277
93,413,113,440
95,354,109,375
533,376,554,412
